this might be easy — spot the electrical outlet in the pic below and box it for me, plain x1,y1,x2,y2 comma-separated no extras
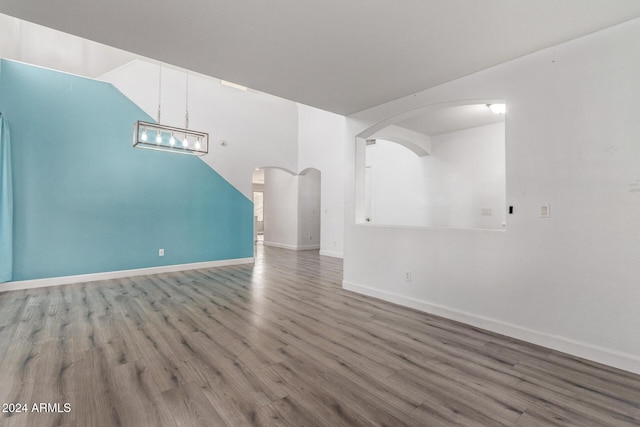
159,249,165,257
405,271,412,281
539,203,551,218
481,208,492,216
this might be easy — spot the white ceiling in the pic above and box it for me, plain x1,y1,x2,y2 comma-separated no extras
1,1,640,115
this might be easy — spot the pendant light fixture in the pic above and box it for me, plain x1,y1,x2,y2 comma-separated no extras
133,65,209,156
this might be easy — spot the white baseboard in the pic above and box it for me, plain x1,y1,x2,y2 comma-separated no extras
263,241,298,250
343,280,640,375
297,244,321,250
263,241,320,251
0,258,255,293
319,250,344,259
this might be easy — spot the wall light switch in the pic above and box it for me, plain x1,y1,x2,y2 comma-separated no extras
405,271,412,281
539,203,551,218
159,249,165,256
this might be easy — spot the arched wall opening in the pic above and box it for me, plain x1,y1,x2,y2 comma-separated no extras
253,166,322,250
356,100,506,230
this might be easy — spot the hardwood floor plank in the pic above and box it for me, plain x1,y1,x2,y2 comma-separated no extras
110,359,175,427
275,345,418,426
514,405,581,426
183,330,287,407
266,395,330,427
517,356,640,406
26,340,76,427
268,362,375,427
160,382,227,427
197,380,277,427
389,366,524,425
73,352,122,427
513,363,640,425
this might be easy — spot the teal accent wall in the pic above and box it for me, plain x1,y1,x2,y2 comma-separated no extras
0,60,253,281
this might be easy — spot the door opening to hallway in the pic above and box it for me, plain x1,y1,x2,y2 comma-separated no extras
252,167,321,251
252,169,265,243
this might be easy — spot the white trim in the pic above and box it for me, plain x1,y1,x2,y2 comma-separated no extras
96,58,140,80
343,280,640,375
3,58,110,82
98,58,226,86
297,244,321,251
320,250,344,259
0,258,255,293
263,241,298,250
263,241,320,251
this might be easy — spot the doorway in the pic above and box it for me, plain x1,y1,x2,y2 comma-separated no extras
252,169,264,242
253,167,321,250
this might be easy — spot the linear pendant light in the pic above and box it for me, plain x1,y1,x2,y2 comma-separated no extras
133,66,209,156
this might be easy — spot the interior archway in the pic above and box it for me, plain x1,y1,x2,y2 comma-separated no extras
356,100,506,229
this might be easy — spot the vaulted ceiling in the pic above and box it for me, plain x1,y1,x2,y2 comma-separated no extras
1,1,640,115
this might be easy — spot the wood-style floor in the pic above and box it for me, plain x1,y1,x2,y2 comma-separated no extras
1,245,639,427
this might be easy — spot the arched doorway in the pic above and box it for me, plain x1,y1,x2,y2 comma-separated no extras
252,167,322,250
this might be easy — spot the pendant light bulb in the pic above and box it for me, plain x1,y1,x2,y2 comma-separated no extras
155,131,162,144
170,133,175,146
195,138,201,150
182,136,188,147
141,127,148,142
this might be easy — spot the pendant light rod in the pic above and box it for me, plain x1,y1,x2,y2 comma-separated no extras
157,64,162,124
185,72,189,130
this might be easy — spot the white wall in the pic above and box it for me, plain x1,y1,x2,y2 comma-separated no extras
297,104,346,258
344,18,640,374
365,123,505,229
298,169,321,248
263,168,298,249
426,122,505,229
102,60,299,199
365,140,429,226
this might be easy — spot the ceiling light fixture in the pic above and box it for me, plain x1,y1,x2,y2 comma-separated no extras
487,103,506,115
133,65,209,156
